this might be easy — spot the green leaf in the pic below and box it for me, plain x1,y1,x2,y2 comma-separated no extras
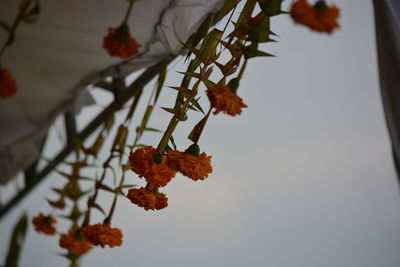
91,203,106,216
4,213,28,267
214,0,241,23
239,43,275,59
186,13,215,60
155,62,167,103
22,3,41,23
169,136,177,150
136,127,161,133
257,0,284,16
190,97,205,114
0,20,11,32
137,105,154,138
96,183,115,194
188,110,211,143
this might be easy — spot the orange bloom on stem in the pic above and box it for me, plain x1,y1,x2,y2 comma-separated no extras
103,24,140,59
129,146,176,187
290,0,340,34
127,187,168,211
82,224,123,248
59,229,93,255
167,144,212,181
0,68,17,99
32,213,57,235
207,83,247,116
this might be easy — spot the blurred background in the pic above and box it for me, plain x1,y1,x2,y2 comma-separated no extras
2,0,400,266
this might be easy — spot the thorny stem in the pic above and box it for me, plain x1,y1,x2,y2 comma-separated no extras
237,58,247,80
82,153,114,227
0,0,34,59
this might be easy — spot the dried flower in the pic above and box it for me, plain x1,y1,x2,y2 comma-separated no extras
207,83,247,116
82,224,123,248
103,24,140,59
0,68,17,99
59,229,93,255
290,0,340,34
167,145,212,181
127,187,168,211
32,213,57,235
129,146,176,187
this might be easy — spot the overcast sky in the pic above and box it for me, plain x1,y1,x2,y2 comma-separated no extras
2,1,400,266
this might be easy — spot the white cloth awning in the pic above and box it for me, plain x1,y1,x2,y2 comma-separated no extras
0,0,224,184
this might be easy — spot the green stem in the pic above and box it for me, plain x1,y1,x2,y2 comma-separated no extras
0,0,33,59
237,59,247,80
123,0,135,24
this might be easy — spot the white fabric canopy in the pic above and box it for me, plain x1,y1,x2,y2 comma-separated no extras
0,0,224,184
373,0,400,179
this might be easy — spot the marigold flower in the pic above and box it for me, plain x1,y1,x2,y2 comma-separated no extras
290,0,340,34
59,229,93,255
82,224,123,248
127,187,168,211
0,68,17,99
32,213,57,235
103,24,140,59
167,148,212,181
129,146,176,187
207,83,247,116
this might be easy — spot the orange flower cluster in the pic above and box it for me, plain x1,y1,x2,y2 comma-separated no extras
207,83,247,116
290,0,340,34
59,229,93,255
103,24,140,59
32,213,57,235
129,146,176,187
0,68,17,99
166,146,212,181
82,224,123,248
127,187,168,211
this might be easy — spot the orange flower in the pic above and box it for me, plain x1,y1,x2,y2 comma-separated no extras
32,213,57,235
129,146,176,187
167,145,212,181
82,224,123,248
127,187,168,211
103,24,140,59
0,68,17,99
290,0,340,34
59,229,93,255
207,83,247,116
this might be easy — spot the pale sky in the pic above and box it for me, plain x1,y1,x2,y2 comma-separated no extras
1,1,400,266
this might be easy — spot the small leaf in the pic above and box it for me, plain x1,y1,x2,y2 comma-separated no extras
136,127,161,133
169,136,177,150
91,203,106,215
190,97,205,114
96,183,114,194
188,110,211,143
0,20,11,32
155,63,167,103
4,213,28,267
214,0,241,23
201,79,217,89
168,86,192,95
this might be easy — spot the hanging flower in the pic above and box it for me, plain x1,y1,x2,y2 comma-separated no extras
290,0,340,34
207,83,247,116
0,68,17,99
127,187,168,211
103,24,141,59
32,213,57,235
167,144,212,181
82,224,123,248
129,146,176,187
59,229,93,255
